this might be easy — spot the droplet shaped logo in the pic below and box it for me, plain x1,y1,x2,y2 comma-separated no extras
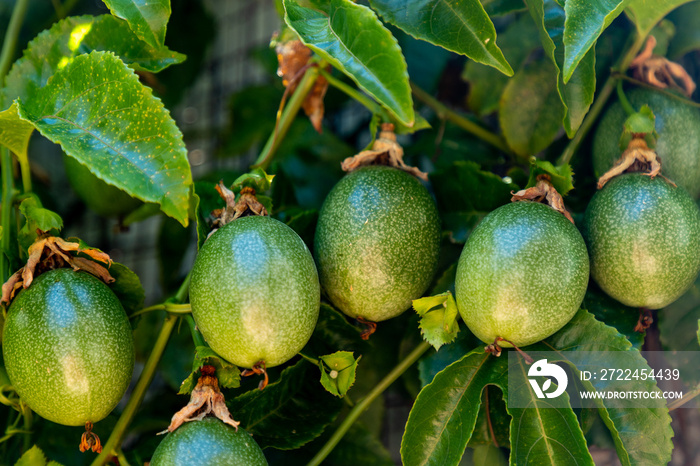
528,359,568,399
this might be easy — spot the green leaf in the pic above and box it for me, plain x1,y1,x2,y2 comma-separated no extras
179,346,241,395
401,351,506,466
284,0,415,126
413,292,460,350
472,445,507,466
538,309,674,466
227,359,344,449
525,0,596,136
667,2,700,58
582,290,645,349
108,261,145,317
418,328,481,387
103,0,171,48
303,303,366,358
16,51,192,226
467,387,510,448
368,0,513,76
622,104,656,142
499,59,565,156
626,0,695,36
230,168,275,193
15,445,48,466
525,160,575,196
462,15,541,116
481,0,528,16
3,15,184,108
562,0,627,82
18,197,62,234
508,355,594,465
318,351,360,397
0,103,34,163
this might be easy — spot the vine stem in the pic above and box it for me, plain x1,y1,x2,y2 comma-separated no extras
0,0,29,84
128,303,191,319
90,314,178,466
668,383,700,411
410,82,518,160
91,273,191,465
616,80,636,116
0,148,14,284
252,66,319,170
306,341,432,466
557,32,648,166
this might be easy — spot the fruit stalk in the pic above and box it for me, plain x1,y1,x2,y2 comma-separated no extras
307,341,431,466
252,66,319,170
410,82,518,160
320,68,391,122
558,32,648,165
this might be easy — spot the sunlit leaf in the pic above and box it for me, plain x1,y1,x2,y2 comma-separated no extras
413,292,460,350
103,0,171,48
318,351,360,397
0,103,33,165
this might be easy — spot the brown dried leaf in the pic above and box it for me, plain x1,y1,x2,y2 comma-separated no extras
163,367,240,434
277,40,312,91
1,270,23,305
630,36,696,97
71,257,115,284
213,184,268,229
511,175,574,223
341,124,428,181
596,138,669,189
303,73,328,133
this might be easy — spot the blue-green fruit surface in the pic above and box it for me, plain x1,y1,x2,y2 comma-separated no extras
150,418,268,466
583,173,700,309
593,88,700,198
314,166,441,322
2,268,134,426
190,216,320,368
456,202,589,347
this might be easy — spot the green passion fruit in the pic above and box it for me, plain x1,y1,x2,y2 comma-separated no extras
314,166,440,322
583,173,700,309
593,88,700,198
189,215,320,368
64,154,142,217
2,268,134,426
455,202,589,347
150,418,268,466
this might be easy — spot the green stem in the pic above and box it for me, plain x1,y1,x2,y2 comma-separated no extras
129,303,191,319
306,341,432,466
410,82,518,160
0,0,29,85
320,68,391,122
252,66,319,170
668,383,700,411
616,81,636,116
1,148,15,283
557,32,647,166
20,403,31,452
90,314,178,466
184,314,206,348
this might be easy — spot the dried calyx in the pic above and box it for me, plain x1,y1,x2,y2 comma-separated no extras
511,175,574,224
596,138,674,189
211,182,268,233
341,123,428,181
1,233,113,306
161,365,240,434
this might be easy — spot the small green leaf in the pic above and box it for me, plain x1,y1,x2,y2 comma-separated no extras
103,0,171,48
16,51,192,226
230,168,275,193
525,160,575,196
284,0,415,126
413,292,460,350
107,262,145,317
0,103,34,163
3,15,184,109
227,359,344,449
18,197,63,249
319,351,360,397
15,445,48,466
626,0,695,37
562,0,627,83
526,0,596,136
179,346,241,395
620,105,657,152
499,59,565,156
369,0,513,76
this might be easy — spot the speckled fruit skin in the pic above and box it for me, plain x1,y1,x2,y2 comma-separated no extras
583,174,700,309
2,268,134,426
314,166,441,322
189,216,320,368
150,418,268,466
593,88,700,198
455,202,589,347
64,154,142,217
